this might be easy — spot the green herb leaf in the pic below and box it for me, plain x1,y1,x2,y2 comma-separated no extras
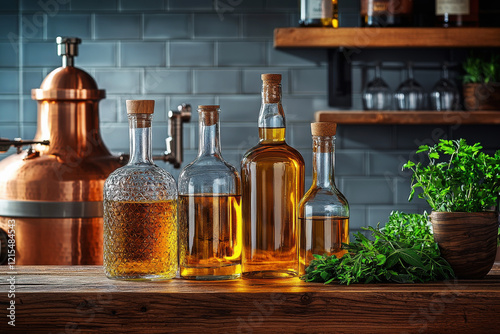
301,212,455,285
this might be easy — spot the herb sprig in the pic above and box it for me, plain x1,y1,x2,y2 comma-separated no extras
301,212,454,285
403,139,500,212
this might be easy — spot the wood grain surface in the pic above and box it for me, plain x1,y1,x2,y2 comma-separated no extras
315,110,500,124
431,212,498,279
274,28,500,48
1,265,500,333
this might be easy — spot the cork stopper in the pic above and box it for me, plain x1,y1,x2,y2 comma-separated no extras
311,122,337,136
126,100,155,114
261,73,282,83
198,105,219,126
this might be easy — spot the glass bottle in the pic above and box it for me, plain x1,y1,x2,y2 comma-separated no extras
298,122,349,276
241,74,305,278
103,100,178,280
299,0,336,28
430,63,459,111
362,63,393,110
435,0,479,27
361,0,413,27
178,105,242,280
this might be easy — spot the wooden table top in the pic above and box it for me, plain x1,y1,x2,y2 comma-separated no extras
2,264,500,333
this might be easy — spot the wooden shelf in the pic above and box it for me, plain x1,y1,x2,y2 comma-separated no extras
315,110,500,124
2,265,500,333
274,27,500,48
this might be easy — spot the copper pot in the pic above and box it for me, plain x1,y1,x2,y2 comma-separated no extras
0,37,122,265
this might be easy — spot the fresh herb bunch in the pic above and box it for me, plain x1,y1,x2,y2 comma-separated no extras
463,53,499,84
403,139,500,212
302,211,454,285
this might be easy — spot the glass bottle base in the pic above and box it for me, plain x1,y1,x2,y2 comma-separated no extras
242,270,298,279
180,263,242,280
181,273,241,281
105,273,176,281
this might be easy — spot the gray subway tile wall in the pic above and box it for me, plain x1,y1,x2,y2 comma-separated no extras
6,0,495,234
144,14,191,39
170,41,214,67
46,14,91,39
121,41,166,67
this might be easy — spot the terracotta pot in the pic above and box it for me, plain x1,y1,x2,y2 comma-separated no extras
463,83,500,111
430,211,498,279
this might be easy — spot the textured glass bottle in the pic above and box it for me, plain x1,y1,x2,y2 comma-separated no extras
298,122,349,276
103,100,178,280
241,74,305,278
178,105,242,280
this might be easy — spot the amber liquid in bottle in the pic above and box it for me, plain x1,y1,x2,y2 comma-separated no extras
242,124,305,278
103,199,178,280
179,194,242,279
299,216,349,274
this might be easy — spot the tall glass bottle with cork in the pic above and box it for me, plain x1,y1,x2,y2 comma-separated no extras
178,105,242,280
298,122,349,275
103,100,178,280
241,74,305,278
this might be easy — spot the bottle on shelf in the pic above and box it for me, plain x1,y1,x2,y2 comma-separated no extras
360,0,413,27
298,122,349,276
362,62,393,110
241,74,305,279
178,105,242,280
103,100,178,281
300,0,338,28
435,0,479,27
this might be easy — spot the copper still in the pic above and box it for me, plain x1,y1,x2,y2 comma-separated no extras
0,37,190,265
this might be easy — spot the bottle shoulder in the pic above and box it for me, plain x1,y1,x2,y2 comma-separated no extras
104,164,177,201
299,187,349,215
178,155,241,195
179,155,240,179
241,142,305,166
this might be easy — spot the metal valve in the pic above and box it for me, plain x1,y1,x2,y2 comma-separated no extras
56,36,81,67
154,103,192,168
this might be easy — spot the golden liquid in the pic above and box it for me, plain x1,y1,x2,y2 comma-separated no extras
179,194,242,280
241,127,305,278
103,200,178,280
299,216,349,275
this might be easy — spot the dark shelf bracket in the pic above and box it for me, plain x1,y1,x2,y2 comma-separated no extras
328,48,352,108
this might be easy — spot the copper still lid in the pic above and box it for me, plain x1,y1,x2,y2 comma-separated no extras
32,37,105,101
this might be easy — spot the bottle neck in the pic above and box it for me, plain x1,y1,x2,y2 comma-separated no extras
198,111,222,157
128,114,154,165
312,136,336,189
259,81,285,144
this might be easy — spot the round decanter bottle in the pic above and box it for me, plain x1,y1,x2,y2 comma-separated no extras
103,100,178,280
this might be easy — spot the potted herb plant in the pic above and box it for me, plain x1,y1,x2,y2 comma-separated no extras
462,54,500,111
404,139,500,279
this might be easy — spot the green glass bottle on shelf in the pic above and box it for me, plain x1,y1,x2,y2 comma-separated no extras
241,74,305,279
103,100,178,281
178,105,242,280
298,122,349,276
